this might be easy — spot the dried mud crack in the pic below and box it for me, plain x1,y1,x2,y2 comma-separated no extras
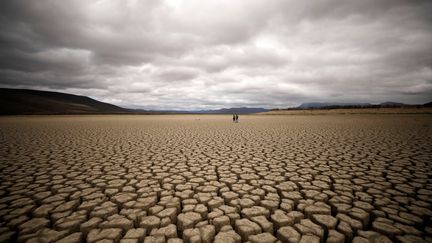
0,115,431,243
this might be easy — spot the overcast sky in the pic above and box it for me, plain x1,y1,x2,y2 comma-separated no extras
1,0,431,109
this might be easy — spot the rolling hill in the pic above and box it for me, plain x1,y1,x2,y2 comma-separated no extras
0,88,268,115
0,88,128,115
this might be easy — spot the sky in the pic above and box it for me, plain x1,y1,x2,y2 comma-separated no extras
0,0,431,110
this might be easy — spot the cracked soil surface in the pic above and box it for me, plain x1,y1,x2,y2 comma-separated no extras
0,115,431,243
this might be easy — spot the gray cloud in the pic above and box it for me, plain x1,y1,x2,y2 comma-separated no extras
1,0,431,109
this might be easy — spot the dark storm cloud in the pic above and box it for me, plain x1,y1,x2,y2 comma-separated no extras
0,0,431,109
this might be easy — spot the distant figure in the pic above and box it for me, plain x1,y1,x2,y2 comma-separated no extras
233,114,236,123
235,114,239,123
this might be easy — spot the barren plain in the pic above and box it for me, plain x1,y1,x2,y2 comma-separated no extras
0,115,431,243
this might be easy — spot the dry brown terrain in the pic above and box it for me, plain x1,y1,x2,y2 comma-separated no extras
0,115,431,243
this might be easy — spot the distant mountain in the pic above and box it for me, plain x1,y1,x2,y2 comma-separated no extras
297,102,371,109
0,88,268,115
0,88,128,115
273,101,432,111
137,107,268,114
379,101,405,107
195,107,268,114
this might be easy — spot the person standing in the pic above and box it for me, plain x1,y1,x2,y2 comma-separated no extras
235,114,239,123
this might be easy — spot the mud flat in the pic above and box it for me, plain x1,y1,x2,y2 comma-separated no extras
0,114,431,242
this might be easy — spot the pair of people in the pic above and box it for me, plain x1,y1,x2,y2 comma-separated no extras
232,114,239,123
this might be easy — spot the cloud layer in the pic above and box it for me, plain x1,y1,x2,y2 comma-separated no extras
1,0,431,109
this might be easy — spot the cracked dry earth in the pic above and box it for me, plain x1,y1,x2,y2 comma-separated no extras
0,115,431,243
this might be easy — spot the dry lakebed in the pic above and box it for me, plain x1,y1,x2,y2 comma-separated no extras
0,114,431,243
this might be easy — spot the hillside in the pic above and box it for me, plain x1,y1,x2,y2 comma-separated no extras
0,88,128,115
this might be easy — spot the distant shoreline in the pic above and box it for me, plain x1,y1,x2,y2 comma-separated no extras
258,107,432,115
2,108,432,116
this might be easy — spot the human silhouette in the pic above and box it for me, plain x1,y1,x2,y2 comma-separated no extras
233,114,235,123
235,114,239,123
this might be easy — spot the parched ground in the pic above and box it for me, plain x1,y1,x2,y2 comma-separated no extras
0,115,431,243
